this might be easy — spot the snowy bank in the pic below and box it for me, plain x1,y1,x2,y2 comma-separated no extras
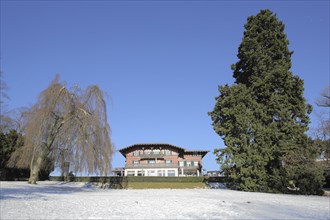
0,181,329,219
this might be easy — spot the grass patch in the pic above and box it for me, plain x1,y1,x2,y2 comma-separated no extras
126,182,206,189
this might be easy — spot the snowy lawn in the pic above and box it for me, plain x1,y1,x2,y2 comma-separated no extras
0,181,329,219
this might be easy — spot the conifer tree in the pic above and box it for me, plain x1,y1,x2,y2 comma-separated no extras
209,9,324,194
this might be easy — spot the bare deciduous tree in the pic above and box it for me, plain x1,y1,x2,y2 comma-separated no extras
9,76,114,184
316,86,330,107
312,86,330,183
314,85,330,158
0,72,14,133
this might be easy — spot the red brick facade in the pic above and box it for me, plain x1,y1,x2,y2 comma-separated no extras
118,143,208,176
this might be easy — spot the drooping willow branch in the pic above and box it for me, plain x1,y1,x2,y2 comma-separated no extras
9,75,114,183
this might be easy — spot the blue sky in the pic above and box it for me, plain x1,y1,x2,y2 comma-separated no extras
1,1,329,172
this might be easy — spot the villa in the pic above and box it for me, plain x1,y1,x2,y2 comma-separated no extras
118,143,209,176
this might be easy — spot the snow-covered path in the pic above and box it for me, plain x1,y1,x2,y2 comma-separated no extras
1,181,329,219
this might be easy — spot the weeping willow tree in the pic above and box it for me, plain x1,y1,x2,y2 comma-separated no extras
9,76,114,184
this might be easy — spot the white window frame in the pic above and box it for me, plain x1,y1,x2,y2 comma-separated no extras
167,170,175,176
127,171,135,176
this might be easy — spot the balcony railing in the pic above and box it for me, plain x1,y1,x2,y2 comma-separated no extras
125,163,178,169
139,153,166,159
179,166,199,170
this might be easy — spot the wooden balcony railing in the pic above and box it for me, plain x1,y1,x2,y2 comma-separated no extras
125,164,178,169
139,153,165,159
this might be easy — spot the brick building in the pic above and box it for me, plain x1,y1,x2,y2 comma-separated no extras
118,143,209,176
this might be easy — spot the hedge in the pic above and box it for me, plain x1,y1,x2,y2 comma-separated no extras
49,176,225,183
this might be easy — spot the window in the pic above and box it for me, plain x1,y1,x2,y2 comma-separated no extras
133,160,140,165
157,170,164,176
167,170,175,176
165,149,172,155
179,161,184,167
147,170,156,176
127,171,135,176
133,150,139,156
148,160,155,164
137,171,143,176
165,160,172,164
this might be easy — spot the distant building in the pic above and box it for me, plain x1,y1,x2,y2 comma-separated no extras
206,170,222,177
118,143,209,176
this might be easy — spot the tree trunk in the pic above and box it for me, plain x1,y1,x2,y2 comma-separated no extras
28,150,47,184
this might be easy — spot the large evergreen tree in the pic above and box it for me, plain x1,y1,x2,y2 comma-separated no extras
209,9,324,194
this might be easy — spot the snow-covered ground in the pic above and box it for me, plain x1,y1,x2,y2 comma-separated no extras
0,181,329,219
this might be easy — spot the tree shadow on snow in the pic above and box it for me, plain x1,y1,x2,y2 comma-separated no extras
0,182,96,201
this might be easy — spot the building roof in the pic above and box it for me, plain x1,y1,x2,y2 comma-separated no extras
184,150,209,157
118,143,209,158
118,143,185,155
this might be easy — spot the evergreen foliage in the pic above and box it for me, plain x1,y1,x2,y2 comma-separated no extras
0,130,53,180
209,9,324,194
0,130,24,172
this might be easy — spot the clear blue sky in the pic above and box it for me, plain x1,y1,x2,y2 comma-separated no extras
1,1,329,172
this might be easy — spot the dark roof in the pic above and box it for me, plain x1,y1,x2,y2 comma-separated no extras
118,143,209,158
184,150,209,153
119,143,185,155
184,150,209,157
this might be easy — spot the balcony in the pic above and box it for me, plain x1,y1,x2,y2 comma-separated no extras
139,153,165,159
179,165,199,170
125,163,178,169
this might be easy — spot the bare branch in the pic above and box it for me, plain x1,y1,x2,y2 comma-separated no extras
316,86,330,107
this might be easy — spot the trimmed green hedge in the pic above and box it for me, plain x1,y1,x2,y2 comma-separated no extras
49,176,225,183
48,176,225,189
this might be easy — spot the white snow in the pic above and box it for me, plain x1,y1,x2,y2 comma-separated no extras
1,181,329,219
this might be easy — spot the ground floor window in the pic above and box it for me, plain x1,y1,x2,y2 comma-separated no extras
127,171,135,176
157,170,165,176
184,170,197,176
167,170,176,176
147,170,156,176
